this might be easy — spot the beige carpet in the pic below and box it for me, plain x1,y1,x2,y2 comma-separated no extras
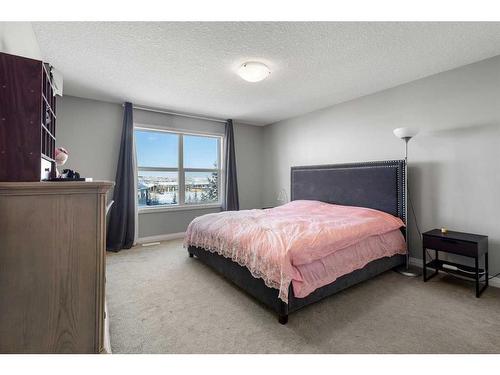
106,239,500,353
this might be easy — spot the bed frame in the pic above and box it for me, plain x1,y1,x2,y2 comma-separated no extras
188,160,406,324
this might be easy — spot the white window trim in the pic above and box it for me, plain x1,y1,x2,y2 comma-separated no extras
134,125,225,213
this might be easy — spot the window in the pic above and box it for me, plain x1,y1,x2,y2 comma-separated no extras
135,127,222,209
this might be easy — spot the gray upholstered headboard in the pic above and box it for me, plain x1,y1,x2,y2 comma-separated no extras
290,160,405,222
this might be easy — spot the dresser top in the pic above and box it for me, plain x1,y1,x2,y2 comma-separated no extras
423,229,487,243
0,181,114,194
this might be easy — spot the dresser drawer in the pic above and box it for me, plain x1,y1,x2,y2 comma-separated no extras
423,235,478,257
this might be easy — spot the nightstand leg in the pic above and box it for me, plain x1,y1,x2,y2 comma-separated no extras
485,252,489,287
422,246,427,281
475,256,480,298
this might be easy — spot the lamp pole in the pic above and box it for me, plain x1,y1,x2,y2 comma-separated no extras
393,128,420,277
404,137,411,271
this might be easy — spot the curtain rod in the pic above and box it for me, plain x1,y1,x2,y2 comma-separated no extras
123,104,227,124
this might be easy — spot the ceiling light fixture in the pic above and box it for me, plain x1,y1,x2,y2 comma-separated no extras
237,61,271,83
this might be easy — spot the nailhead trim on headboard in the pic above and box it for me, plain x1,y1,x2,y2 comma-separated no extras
290,159,405,222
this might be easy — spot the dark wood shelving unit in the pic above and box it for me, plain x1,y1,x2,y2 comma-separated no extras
0,52,57,181
41,62,56,164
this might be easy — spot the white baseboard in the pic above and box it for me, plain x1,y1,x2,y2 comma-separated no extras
136,232,185,245
409,256,500,288
490,277,500,288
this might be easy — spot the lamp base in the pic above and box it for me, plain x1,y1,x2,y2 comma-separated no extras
394,264,421,277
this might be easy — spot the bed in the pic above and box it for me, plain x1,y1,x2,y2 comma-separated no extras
185,160,406,324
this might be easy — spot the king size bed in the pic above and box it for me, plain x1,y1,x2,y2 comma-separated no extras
185,160,406,324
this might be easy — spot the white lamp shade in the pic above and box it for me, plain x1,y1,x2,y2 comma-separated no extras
393,127,418,139
237,62,271,82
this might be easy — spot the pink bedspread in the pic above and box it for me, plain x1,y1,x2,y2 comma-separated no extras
292,229,405,298
184,200,405,303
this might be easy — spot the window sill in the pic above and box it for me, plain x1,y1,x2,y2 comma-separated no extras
138,203,222,214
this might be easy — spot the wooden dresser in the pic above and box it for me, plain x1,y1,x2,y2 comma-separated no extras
0,181,113,353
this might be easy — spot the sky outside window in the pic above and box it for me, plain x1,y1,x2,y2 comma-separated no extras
135,130,178,168
183,135,219,169
136,130,219,169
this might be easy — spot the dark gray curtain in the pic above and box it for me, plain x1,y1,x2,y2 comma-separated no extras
222,119,239,211
107,102,135,251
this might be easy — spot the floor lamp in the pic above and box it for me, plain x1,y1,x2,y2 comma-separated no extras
393,127,421,277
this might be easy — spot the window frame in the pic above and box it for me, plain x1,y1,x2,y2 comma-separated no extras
134,124,224,213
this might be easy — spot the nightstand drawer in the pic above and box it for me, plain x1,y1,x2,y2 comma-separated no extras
422,235,477,257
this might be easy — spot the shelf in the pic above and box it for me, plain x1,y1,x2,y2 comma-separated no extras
42,64,56,92
41,123,55,139
41,153,55,163
42,62,51,79
41,94,57,118
425,259,484,279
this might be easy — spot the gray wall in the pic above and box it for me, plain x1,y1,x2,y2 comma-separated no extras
262,55,500,275
138,207,222,238
0,22,42,60
56,95,264,239
56,96,123,183
233,122,264,210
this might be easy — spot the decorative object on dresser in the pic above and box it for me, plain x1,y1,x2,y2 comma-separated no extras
422,229,488,297
393,127,420,277
0,181,113,353
54,146,68,176
0,52,60,182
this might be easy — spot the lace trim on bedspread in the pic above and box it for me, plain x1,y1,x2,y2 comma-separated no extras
183,232,291,303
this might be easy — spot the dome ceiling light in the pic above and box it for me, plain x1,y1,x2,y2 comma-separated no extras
237,61,271,83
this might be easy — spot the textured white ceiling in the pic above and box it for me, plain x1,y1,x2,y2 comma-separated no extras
33,22,500,125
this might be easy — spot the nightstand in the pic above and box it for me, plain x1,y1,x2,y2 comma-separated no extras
422,229,488,297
